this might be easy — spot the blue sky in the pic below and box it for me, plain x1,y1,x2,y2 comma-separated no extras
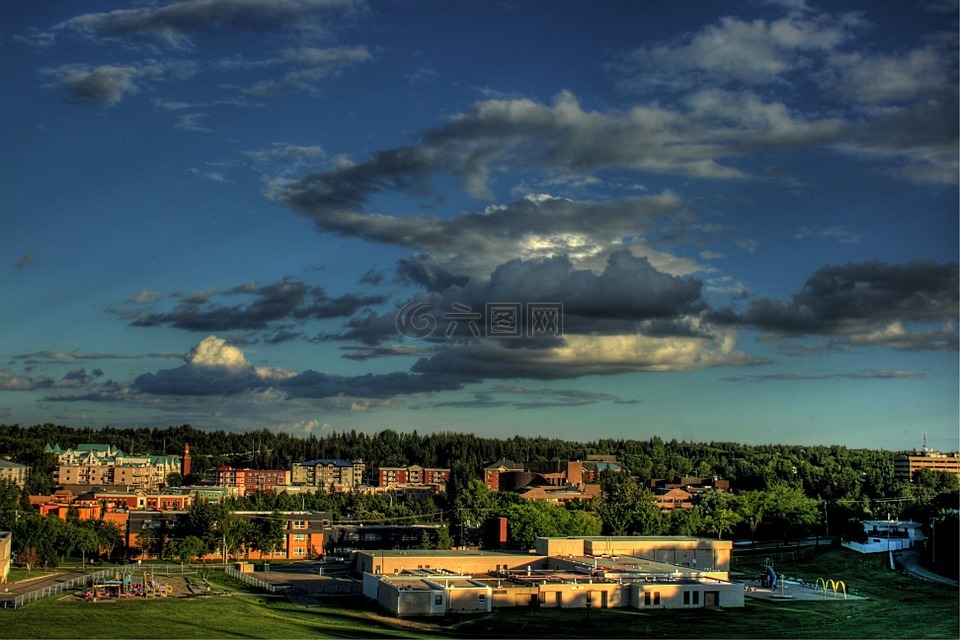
2,0,957,451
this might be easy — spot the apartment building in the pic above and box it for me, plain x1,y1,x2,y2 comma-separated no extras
291,459,365,490
215,466,291,494
48,443,181,492
0,459,29,488
378,465,450,489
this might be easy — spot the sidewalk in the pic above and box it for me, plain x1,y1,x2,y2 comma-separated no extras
2,569,89,599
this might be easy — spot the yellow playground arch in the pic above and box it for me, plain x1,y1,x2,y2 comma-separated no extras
815,577,848,599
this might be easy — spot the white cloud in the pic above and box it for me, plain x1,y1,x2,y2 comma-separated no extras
186,336,249,369
413,320,763,379
615,11,861,90
821,46,953,104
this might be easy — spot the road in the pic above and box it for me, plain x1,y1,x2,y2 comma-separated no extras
894,550,959,587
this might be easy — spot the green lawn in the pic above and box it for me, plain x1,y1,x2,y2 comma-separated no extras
0,549,956,639
4,569,56,583
448,549,959,639
0,594,443,639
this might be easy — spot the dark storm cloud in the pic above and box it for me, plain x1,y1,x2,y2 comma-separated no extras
395,256,469,291
713,260,959,349
325,251,708,345
278,146,443,220
121,277,386,332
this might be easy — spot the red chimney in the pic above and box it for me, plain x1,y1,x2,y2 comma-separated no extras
183,443,191,477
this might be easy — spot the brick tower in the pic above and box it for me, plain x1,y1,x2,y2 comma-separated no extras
183,442,191,477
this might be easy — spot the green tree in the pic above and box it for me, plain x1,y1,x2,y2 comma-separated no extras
735,490,767,542
597,475,665,535
13,514,60,569
73,523,99,572
249,511,285,559
434,526,455,550
91,520,123,562
217,507,250,563
0,480,23,530
136,526,161,559
167,535,204,569
763,483,820,538
667,506,704,536
454,479,499,546
184,500,221,555
503,501,553,549
700,490,741,540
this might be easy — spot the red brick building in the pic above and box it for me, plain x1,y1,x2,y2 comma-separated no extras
216,466,291,495
378,465,451,489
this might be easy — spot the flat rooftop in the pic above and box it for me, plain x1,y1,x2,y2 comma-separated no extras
562,555,693,574
542,536,710,543
358,549,541,558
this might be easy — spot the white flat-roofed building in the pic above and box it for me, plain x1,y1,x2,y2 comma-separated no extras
360,536,743,617
842,519,925,554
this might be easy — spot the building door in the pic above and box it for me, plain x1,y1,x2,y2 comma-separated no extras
601,591,608,608
705,591,719,607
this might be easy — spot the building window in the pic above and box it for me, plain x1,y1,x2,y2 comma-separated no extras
644,592,651,606
653,592,660,605
478,594,486,603
435,595,443,605
693,591,700,605
293,534,306,541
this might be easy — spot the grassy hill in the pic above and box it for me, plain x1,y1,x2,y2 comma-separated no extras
0,549,956,639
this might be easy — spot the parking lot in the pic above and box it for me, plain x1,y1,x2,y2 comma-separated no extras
251,560,362,597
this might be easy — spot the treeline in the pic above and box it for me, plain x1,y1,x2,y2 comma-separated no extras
0,422,909,500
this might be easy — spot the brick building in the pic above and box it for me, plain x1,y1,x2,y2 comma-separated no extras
216,466,291,494
378,465,450,489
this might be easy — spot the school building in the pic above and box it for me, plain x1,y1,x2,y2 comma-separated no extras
359,535,742,617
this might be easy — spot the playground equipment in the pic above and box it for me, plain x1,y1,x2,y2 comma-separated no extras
758,559,780,590
815,577,848,599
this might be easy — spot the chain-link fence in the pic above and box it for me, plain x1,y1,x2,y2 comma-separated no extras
0,563,234,609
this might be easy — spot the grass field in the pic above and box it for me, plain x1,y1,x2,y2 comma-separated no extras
0,549,956,639
447,550,959,639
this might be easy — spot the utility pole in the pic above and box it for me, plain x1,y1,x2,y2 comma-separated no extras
823,500,829,537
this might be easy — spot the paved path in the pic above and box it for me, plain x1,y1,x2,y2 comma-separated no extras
894,550,959,587
2,569,91,599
